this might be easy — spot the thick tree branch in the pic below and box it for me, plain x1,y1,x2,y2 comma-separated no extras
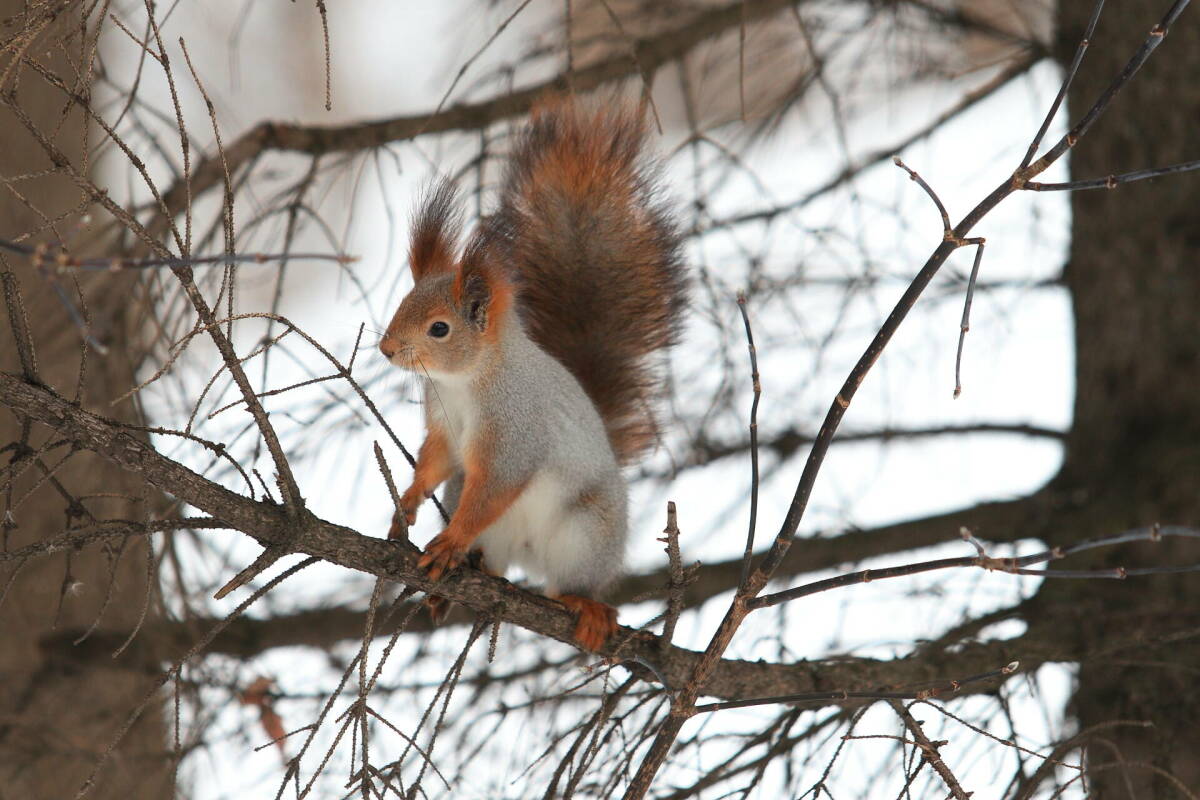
0,369,1043,704
17,364,1194,743
16,364,1197,730
35,496,1046,654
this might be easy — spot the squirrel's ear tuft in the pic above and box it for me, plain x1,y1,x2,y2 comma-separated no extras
459,272,491,331
409,179,462,280
454,226,512,334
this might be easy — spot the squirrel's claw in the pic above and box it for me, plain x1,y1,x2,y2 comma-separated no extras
419,531,468,580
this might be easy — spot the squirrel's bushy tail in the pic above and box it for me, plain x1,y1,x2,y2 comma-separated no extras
492,99,686,464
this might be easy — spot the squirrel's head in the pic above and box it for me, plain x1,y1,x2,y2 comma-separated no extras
379,181,513,380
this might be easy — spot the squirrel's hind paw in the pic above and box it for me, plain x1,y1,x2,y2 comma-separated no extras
556,595,617,651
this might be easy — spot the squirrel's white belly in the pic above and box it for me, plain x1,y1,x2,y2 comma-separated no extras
475,469,585,594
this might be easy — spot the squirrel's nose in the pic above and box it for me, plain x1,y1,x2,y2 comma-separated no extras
379,338,398,359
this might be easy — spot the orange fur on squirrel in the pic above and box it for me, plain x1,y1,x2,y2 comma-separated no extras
379,98,686,651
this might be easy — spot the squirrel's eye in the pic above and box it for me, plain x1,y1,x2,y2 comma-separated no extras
427,321,450,338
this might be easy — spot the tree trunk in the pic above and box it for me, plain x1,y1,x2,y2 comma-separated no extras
0,6,173,798
1038,1,1200,793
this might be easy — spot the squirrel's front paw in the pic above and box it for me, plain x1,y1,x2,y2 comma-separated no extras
418,530,469,580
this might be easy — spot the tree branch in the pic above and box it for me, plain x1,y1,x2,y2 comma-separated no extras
678,422,1064,469
0,369,1066,704
149,0,802,236
890,699,971,800
29,494,1045,655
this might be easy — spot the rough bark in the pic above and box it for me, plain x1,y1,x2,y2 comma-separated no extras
0,6,172,798
0,373,1035,703
30,494,1040,649
8,371,1197,716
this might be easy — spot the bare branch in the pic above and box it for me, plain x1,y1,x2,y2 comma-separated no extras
1022,158,1200,191
149,0,803,237
889,700,971,800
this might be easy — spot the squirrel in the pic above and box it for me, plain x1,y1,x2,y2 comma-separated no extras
377,99,686,651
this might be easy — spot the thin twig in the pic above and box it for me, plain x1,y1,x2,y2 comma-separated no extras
373,441,406,545
889,700,971,800
1023,158,1200,191
0,237,354,270
893,157,952,237
735,291,761,589
953,238,985,398
1019,0,1191,180
749,525,1200,610
314,0,331,111
658,501,684,652
697,51,1039,237
1019,0,1106,169
423,0,535,134
174,38,305,517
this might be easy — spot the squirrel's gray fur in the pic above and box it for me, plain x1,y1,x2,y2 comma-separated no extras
379,99,685,645
424,305,627,595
